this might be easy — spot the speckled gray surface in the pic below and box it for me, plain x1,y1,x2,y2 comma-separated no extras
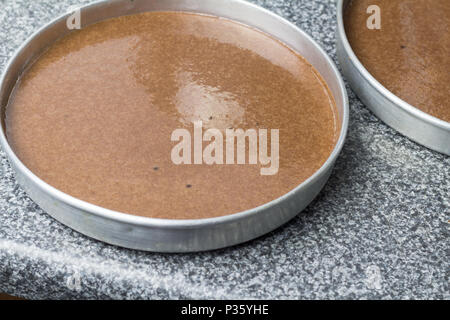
0,0,449,300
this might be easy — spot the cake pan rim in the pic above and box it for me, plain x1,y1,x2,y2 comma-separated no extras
0,0,349,230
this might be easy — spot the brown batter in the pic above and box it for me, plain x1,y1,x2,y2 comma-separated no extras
345,0,450,122
6,12,338,219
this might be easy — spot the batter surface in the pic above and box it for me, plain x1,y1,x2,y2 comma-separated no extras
6,12,338,219
345,0,450,122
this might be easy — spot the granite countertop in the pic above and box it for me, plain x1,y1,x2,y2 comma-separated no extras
0,0,448,300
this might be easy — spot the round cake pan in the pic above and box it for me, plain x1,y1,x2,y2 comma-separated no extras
336,0,450,155
0,0,348,252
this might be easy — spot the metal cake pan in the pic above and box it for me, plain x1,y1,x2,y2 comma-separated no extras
336,0,450,155
0,0,349,252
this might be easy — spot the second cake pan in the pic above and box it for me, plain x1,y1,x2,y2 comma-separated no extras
336,0,450,155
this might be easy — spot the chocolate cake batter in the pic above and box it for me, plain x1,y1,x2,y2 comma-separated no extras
6,12,339,219
345,0,450,122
